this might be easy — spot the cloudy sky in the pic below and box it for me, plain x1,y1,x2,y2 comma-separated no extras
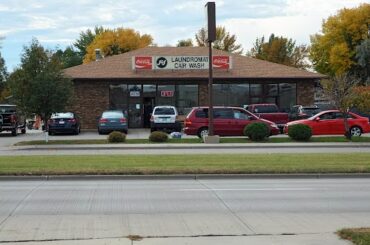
0,0,366,71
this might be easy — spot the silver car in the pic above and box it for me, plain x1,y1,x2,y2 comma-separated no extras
98,110,128,134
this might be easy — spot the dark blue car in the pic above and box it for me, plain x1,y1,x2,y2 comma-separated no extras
48,112,81,135
98,110,128,134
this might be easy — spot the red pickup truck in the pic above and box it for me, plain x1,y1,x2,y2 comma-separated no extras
246,104,289,132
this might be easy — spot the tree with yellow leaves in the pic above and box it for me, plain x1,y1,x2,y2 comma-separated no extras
83,28,153,63
310,3,370,81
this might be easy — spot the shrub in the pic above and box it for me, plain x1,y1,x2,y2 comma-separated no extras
149,131,168,142
288,124,312,141
243,122,270,141
108,131,126,143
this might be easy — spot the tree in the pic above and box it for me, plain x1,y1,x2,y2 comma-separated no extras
83,28,153,63
0,37,9,102
8,39,73,127
321,74,360,140
310,3,370,80
195,26,243,54
354,39,370,84
248,34,309,69
177,39,193,47
55,46,83,68
74,26,105,58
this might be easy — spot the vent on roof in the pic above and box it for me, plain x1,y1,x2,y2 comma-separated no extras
95,49,103,61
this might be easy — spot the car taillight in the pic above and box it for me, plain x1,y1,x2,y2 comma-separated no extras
120,118,127,123
150,115,154,122
99,118,108,123
68,118,76,123
184,118,192,126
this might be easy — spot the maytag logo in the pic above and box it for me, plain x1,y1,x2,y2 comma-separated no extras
135,57,152,69
212,56,230,69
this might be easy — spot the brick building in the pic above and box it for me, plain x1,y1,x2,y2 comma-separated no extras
64,47,325,129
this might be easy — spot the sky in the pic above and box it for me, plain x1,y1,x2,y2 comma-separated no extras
0,0,367,72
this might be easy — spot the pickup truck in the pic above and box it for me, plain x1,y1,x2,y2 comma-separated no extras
0,104,26,136
246,104,289,132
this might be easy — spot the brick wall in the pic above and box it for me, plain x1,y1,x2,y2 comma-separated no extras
297,80,315,106
68,80,109,129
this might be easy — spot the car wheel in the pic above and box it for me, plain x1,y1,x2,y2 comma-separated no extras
11,129,17,136
98,130,103,135
74,126,80,135
21,128,26,134
197,127,209,138
350,126,362,137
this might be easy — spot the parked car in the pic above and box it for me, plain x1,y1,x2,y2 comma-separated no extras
284,110,370,136
184,106,280,138
246,104,289,132
289,105,321,121
0,104,26,136
48,112,81,135
150,106,181,133
98,110,128,134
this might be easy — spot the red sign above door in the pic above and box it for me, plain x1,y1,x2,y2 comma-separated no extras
160,91,174,97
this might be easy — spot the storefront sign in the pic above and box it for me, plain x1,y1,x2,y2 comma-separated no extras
133,56,153,70
160,90,174,97
133,56,231,70
129,91,140,97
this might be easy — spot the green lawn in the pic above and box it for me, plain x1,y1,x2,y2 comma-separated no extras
14,136,370,146
0,153,370,175
338,228,370,245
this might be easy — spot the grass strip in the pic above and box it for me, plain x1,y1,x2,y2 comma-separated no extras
0,153,370,175
14,136,370,146
338,228,370,245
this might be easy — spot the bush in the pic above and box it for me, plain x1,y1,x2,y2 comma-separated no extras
108,131,126,143
149,131,168,142
243,123,270,141
288,124,312,141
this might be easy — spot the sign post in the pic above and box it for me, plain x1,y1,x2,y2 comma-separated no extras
204,2,219,143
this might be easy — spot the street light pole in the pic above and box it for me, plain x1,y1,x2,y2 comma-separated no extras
208,40,214,136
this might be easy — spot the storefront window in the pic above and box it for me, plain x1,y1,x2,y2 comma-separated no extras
279,83,296,112
250,84,262,96
109,84,127,111
176,85,198,115
213,84,249,107
157,85,176,106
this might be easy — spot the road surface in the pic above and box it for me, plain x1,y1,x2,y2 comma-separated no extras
1,177,369,244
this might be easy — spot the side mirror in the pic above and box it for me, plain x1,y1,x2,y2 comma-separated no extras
315,117,320,122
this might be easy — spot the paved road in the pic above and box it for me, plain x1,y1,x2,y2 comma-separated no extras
1,178,369,244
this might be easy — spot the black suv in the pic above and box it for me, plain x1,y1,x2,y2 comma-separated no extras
0,104,26,136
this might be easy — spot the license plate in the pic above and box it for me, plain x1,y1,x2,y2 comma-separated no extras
59,121,65,124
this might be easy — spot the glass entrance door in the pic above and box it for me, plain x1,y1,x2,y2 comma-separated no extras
128,85,142,128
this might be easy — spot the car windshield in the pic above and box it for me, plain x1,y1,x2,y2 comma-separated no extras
302,108,321,116
154,108,175,115
254,105,278,113
51,113,74,119
0,106,16,113
102,111,124,118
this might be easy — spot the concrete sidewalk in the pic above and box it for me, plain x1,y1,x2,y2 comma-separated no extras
9,233,350,245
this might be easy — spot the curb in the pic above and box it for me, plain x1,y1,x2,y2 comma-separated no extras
1,173,370,181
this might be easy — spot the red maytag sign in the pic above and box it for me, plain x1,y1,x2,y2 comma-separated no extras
212,56,230,69
135,56,152,69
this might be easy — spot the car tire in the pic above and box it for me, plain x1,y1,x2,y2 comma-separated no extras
74,126,80,135
98,130,103,135
11,129,17,136
197,127,209,138
350,126,362,137
21,128,26,134
48,130,53,136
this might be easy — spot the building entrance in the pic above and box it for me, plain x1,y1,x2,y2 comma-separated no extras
143,97,155,128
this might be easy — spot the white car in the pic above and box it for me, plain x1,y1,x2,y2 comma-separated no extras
150,106,181,133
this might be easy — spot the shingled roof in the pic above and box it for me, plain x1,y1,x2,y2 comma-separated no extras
64,46,325,80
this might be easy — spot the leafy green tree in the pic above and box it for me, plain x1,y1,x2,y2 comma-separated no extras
0,37,9,102
74,26,105,58
55,46,83,68
8,39,73,126
195,26,243,54
310,3,370,80
248,34,309,69
83,27,153,63
177,39,193,47
354,39,370,84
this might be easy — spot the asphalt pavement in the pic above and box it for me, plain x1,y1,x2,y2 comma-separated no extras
1,177,369,244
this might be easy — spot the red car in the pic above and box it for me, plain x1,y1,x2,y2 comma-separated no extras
184,107,280,138
285,110,370,136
